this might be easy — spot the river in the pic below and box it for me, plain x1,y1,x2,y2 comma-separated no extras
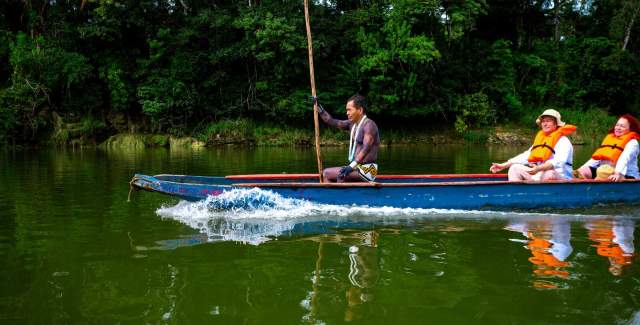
1,145,639,324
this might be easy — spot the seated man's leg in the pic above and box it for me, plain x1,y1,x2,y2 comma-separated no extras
323,166,367,182
540,169,562,181
576,166,593,179
507,164,534,181
322,167,343,182
343,169,364,182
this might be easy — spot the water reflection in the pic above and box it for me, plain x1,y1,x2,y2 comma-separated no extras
132,233,209,251
344,231,379,322
146,195,640,322
587,219,636,276
299,230,381,323
504,216,639,289
505,219,573,289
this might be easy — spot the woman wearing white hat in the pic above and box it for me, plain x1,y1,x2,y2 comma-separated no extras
489,109,577,181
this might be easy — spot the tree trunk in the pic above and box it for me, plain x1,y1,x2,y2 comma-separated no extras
622,4,639,51
553,0,562,44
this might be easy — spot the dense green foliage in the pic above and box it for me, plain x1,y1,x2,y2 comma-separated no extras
0,0,639,145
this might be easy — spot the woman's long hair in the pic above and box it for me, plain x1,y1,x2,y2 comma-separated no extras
608,114,640,134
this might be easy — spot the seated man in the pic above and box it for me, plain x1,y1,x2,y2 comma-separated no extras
490,109,576,181
313,95,380,182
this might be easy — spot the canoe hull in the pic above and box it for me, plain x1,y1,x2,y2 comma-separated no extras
131,174,640,209
237,182,639,209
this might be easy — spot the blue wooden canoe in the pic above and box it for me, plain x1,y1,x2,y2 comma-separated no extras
129,173,640,209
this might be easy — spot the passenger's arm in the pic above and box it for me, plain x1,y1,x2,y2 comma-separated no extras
528,161,553,174
614,140,638,176
545,137,572,171
490,148,530,173
581,158,600,169
507,148,533,165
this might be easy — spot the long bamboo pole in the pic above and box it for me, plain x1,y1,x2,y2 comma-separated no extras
304,0,324,183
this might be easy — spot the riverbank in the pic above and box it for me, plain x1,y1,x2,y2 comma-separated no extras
95,128,604,150
3,125,593,150
96,127,537,150
3,108,614,149
97,113,610,149
80,109,615,148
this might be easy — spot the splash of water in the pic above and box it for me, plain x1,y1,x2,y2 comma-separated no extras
155,187,614,245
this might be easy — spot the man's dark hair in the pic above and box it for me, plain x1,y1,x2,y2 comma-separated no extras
347,94,367,113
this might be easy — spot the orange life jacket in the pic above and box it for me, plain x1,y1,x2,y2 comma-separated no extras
528,125,577,163
591,132,640,163
588,220,635,267
527,235,570,278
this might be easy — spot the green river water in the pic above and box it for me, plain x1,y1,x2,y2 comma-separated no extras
1,145,639,324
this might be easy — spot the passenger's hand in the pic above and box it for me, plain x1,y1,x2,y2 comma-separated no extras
337,165,354,182
489,162,509,173
572,169,583,179
608,172,622,182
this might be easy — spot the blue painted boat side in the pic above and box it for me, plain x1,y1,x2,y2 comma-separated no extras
377,177,504,183
133,174,231,201
154,174,234,185
259,181,640,209
131,174,640,209
152,174,507,184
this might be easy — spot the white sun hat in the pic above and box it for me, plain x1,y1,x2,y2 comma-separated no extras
536,109,566,127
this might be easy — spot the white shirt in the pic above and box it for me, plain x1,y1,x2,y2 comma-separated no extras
613,219,635,254
549,219,573,261
508,136,574,180
581,139,639,179
505,220,573,261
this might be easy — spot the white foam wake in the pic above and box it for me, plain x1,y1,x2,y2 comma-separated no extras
155,188,614,245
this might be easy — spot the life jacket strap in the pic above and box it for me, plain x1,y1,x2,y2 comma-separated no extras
531,143,555,155
598,144,624,151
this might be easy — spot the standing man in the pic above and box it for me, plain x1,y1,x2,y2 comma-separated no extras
313,95,380,182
